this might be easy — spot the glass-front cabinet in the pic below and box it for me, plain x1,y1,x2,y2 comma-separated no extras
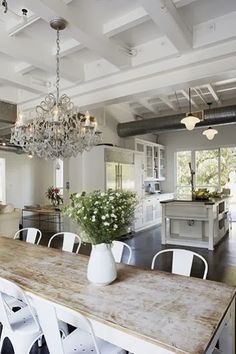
135,139,165,180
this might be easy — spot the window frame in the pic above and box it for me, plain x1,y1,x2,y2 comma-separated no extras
175,146,236,195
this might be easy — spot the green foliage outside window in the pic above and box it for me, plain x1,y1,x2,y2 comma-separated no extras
176,147,236,196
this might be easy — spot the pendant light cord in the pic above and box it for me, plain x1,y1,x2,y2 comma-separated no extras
189,87,191,114
56,29,60,105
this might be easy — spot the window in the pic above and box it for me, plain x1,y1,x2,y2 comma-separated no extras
176,151,192,197
54,159,63,195
0,158,6,204
195,149,219,192
176,147,236,197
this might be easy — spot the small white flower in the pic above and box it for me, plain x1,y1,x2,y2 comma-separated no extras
104,221,109,226
101,192,105,196
93,210,98,214
84,216,87,220
109,196,114,201
101,215,106,220
95,201,99,205
113,224,118,230
105,214,109,217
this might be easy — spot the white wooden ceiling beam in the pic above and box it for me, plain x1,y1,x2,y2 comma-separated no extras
0,65,47,95
173,0,200,8
25,0,130,69
159,95,177,111
15,63,34,75
137,0,192,52
20,38,236,110
103,7,149,37
138,99,159,114
0,31,83,82
180,89,198,108
206,84,221,105
8,15,40,37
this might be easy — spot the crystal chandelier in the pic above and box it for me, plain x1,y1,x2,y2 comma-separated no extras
11,18,102,160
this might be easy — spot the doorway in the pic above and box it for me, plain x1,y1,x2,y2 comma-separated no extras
0,158,6,204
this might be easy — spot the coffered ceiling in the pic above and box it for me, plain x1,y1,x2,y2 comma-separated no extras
0,0,236,124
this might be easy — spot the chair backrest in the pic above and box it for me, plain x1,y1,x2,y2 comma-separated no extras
14,228,42,245
33,295,101,354
111,241,132,265
151,249,208,279
0,277,40,332
48,232,82,254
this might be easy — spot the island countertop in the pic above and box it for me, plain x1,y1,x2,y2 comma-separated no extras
0,237,235,354
160,196,230,205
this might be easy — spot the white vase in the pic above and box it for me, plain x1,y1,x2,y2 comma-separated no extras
87,243,117,286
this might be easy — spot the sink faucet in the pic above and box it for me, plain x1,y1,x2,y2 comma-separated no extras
188,162,195,194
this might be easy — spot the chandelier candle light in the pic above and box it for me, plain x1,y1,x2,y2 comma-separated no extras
11,18,101,160
181,88,200,130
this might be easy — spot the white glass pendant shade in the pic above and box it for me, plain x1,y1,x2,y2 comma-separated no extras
202,127,218,140
181,114,200,131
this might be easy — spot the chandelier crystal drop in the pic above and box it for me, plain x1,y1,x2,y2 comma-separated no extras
11,18,101,160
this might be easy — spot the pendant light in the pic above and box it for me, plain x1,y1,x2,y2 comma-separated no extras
202,127,218,140
181,88,200,130
202,102,218,140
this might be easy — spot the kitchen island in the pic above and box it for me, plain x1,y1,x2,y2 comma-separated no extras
161,197,230,250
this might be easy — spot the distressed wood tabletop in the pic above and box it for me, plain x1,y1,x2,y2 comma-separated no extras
0,237,235,354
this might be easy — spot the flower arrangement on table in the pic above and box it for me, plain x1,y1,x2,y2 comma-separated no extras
63,189,137,244
63,189,137,285
46,186,63,207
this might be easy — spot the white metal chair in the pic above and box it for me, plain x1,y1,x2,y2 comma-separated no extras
48,232,82,253
151,248,208,279
0,277,42,354
111,240,132,265
14,227,42,245
33,294,126,354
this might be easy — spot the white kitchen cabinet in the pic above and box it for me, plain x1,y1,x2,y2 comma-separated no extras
135,139,165,181
134,193,174,231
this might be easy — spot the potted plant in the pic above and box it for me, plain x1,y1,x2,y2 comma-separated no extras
63,189,137,286
46,186,63,207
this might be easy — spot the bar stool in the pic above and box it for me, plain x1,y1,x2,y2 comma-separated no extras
111,240,132,265
33,294,126,354
48,232,82,253
14,227,42,245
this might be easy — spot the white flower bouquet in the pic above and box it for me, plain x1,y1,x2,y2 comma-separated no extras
63,189,137,245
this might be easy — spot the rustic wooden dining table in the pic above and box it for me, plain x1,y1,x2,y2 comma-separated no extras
0,237,235,354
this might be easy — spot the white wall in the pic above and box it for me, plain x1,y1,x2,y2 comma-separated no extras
0,151,54,208
159,124,236,193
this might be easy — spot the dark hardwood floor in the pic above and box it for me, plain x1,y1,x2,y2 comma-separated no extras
2,223,236,353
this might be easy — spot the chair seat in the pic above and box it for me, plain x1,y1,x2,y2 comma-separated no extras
8,306,40,333
63,328,126,354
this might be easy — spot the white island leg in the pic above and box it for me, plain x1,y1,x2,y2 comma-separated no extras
161,204,166,244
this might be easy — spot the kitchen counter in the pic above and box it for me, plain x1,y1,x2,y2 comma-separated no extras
161,198,229,250
161,196,230,205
